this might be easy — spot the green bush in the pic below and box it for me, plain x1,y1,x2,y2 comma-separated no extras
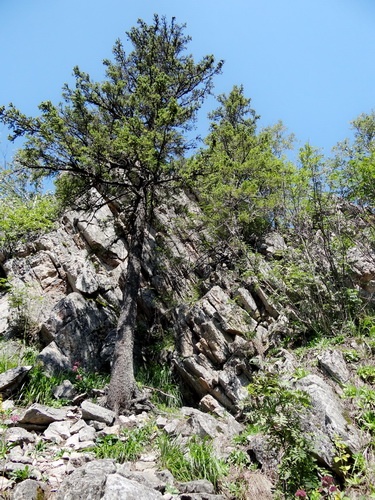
244,373,319,498
0,194,58,251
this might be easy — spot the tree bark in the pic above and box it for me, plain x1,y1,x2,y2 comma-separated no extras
106,200,146,415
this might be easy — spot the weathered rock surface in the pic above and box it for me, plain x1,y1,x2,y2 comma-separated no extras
317,349,351,385
296,374,364,468
38,292,117,373
18,403,71,430
0,366,32,398
80,400,115,425
10,478,48,500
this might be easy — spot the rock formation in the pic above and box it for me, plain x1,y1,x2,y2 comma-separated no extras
1,190,375,498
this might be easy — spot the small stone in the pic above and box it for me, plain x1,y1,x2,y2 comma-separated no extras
73,440,95,451
178,479,215,494
155,416,168,428
70,418,87,434
78,425,96,442
5,426,35,445
44,420,71,443
99,424,121,436
53,379,77,400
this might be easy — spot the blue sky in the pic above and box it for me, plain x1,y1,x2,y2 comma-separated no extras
1,0,375,163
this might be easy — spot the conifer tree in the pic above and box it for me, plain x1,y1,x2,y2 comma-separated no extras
0,15,223,414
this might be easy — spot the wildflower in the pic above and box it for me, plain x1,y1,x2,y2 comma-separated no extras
321,475,334,487
295,489,307,498
329,485,338,493
10,414,20,423
72,361,80,372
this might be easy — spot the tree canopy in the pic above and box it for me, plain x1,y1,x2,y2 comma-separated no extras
0,14,223,413
187,85,295,243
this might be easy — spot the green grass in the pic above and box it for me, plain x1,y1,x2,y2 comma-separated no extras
91,423,156,462
136,364,182,409
357,365,375,383
0,353,19,374
16,363,110,407
0,343,38,374
17,366,67,407
157,434,228,489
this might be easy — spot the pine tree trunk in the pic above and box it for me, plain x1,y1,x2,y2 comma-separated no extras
106,201,146,415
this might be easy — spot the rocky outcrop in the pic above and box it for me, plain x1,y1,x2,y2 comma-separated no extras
38,292,117,373
296,374,363,469
2,190,375,497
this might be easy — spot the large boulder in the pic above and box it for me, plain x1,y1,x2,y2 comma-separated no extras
296,374,364,469
0,366,32,398
38,292,117,372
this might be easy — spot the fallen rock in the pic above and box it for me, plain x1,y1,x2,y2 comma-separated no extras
9,478,48,500
81,400,115,425
56,459,117,500
44,420,72,443
178,479,215,494
18,403,70,431
53,379,77,400
0,366,32,398
4,427,35,445
102,473,163,499
318,349,351,385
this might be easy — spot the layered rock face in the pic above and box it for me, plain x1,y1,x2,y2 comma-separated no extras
1,189,375,494
0,190,288,412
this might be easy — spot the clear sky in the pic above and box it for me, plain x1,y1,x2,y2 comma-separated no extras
1,0,374,162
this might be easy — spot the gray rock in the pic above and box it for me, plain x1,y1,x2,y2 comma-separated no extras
318,349,351,385
81,400,115,425
44,420,71,443
78,424,96,442
10,478,47,500
29,251,59,290
53,379,77,400
63,256,99,295
178,479,215,494
198,394,227,417
4,427,35,445
37,341,71,374
56,459,116,500
117,468,166,492
174,286,257,411
262,232,287,257
73,199,127,260
101,473,163,499
296,374,363,468
0,294,10,335
234,287,260,318
0,366,32,398
18,403,69,430
180,407,242,440
39,292,116,372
